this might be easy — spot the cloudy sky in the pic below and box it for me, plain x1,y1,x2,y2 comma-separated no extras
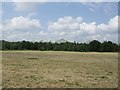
1,2,118,43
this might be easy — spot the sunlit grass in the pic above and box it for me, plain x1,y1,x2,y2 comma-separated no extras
2,51,118,88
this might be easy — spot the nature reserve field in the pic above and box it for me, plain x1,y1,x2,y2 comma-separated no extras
2,51,118,88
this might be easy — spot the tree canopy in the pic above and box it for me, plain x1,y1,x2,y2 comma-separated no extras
0,40,119,52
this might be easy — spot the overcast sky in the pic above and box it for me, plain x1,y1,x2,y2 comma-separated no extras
1,2,119,43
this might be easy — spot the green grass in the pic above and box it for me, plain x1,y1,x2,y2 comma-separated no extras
2,51,118,88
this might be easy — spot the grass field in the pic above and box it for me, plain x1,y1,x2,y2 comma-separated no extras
2,51,118,88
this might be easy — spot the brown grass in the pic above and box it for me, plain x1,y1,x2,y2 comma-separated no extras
2,51,118,88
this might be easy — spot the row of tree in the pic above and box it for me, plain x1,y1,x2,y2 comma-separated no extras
0,40,119,52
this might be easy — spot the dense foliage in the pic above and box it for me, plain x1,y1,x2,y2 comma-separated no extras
0,40,119,52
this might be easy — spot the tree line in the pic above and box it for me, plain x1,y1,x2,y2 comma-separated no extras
0,40,119,52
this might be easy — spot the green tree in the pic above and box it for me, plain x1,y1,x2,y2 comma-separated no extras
89,40,101,52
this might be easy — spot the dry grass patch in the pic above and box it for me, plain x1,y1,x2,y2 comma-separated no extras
2,51,118,88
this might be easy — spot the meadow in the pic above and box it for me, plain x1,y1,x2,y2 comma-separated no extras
2,51,118,88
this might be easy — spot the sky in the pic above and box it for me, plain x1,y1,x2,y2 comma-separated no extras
0,2,119,43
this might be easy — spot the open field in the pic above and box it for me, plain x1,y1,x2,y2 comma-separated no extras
2,51,118,88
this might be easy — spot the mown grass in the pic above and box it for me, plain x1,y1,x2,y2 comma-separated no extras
2,51,118,88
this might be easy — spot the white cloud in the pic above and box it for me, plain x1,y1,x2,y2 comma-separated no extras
0,8,2,40
48,16,82,31
103,3,116,15
13,2,38,12
80,22,96,34
2,0,119,2
109,16,118,30
2,15,118,43
97,24,109,31
81,2,102,12
98,16,118,33
82,2,117,15
2,16,48,41
3,16,42,31
11,0,49,2
27,12,37,18
89,8,95,12
48,16,96,36
47,16,118,43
